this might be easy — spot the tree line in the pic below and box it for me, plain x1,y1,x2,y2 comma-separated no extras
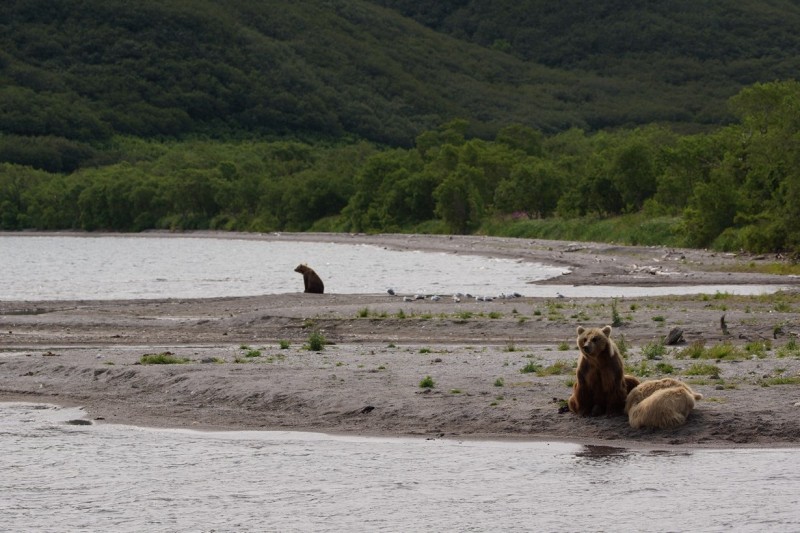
2,81,799,254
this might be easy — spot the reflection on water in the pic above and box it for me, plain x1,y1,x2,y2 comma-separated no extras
2,403,798,532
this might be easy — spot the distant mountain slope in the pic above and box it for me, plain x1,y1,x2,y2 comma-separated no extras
2,0,798,159
373,0,800,96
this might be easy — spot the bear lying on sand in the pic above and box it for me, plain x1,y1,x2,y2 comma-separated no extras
568,325,640,416
625,378,703,429
294,264,324,294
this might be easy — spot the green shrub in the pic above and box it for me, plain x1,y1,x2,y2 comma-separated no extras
678,341,745,360
626,360,652,377
641,340,666,360
611,299,622,327
684,362,721,376
616,334,629,357
139,352,190,365
304,330,326,351
655,362,675,374
744,339,771,358
419,375,436,388
243,348,262,358
777,338,800,358
520,360,541,374
537,360,572,376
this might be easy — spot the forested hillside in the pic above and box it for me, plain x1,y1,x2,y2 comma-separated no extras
375,1,800,95
2,1,800,253
7,0,800,162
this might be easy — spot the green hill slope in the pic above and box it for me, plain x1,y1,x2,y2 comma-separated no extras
3,0,800,174
374,0,800,112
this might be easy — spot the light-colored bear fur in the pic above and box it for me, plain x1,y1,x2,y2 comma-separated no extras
625,378,703,429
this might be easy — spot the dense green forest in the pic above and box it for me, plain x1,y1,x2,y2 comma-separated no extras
1,1,800,253
3,81,799,253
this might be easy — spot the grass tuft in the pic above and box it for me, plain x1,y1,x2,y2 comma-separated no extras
139,352,190,365
419,375,436,388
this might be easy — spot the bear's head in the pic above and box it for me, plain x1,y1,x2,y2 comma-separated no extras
294,264,308,273
576,325,613,358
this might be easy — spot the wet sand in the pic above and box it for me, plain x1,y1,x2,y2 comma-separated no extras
1,232,799,448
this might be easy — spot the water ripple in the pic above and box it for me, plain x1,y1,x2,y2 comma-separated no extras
1,403,799,532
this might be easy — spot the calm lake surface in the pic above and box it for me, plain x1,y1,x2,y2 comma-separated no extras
0,234,787,300
2,234,798,531
2,403,798,533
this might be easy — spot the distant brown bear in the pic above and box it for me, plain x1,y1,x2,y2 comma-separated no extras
568,325,640,416
625,378,703,429
295,264,324,294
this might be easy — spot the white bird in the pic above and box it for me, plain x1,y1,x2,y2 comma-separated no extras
430,295,441,301
403,296,413,302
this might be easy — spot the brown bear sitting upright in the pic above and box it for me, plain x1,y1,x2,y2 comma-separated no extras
568,325,640,416
295,264,324,294
625,378,703,429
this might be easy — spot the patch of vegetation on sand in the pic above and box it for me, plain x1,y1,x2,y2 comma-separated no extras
139,352,190,365
419,375,436,388
683,362,722,377
677,341,746,361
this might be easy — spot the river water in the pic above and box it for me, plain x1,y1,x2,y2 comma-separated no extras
2,234,798,531
0,234,787,300
2,403,798,533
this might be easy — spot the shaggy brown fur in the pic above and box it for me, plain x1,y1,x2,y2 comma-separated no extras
625,378,703,429
568,325,641,416
294,264,324,294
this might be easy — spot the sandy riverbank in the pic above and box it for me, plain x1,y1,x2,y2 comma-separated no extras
1,232,799,448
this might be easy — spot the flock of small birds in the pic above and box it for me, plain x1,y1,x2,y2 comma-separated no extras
387,288,523,303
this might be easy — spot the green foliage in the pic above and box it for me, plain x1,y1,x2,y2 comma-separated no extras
139,352,190,365
642,341,667,360
678,341,746,361
626,360,653,377
304,330,326,351
611,299,622,327
684,363,722,377
655,362,676,374
536,360,572,376
243,348,262,358
744,340,772,358
419,375,436,388
777,339,800,358
520,360,541,374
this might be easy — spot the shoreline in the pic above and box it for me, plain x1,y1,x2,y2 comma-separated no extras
2,231,800,448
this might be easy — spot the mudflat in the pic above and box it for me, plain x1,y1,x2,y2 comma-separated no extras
1,232,799,448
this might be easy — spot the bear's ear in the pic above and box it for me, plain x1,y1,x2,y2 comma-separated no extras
602,325,612,336
577,326,585,335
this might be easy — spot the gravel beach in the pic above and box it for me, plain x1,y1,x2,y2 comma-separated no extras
2,232,799,448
